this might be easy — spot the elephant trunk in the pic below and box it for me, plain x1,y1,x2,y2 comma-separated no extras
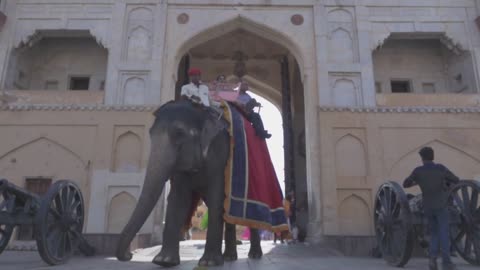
116,134,174,261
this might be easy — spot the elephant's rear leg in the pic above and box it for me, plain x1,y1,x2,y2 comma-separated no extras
248,228,263,259
223,223,238,261
153,182,192,267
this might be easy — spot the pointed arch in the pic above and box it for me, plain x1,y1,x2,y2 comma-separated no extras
333,78,357,90
333,78,358,107
331,27,353,40
175,16,305,79
389,139,480,181
123,76,146,105
225,74,281,110
389,139,480,174
329,27,354,64
128,7,153,21
335,134,367,177
0,137,86,166
127,26,152,61
107,191,137,233
0,137,89,200
338,194,372,235
128,25,151,38
113,131,142,173
327,8,353,22
335,133,362,146
223,74,281,110
168,13,318,233
339,193,369,207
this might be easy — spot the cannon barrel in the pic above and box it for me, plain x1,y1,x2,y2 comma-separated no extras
0,179,40,203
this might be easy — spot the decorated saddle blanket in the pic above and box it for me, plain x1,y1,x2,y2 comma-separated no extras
221,102,288,232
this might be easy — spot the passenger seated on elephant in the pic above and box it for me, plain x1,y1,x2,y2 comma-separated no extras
180,68,211,106
180,68,222,107
216,74,226,83
234,81,271,139
209,74,226,100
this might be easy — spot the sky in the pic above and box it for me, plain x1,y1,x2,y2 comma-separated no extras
248,92,285,195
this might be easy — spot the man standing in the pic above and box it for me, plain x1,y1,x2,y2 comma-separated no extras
235,81,271,139
180,68,210,107
403,147,459,270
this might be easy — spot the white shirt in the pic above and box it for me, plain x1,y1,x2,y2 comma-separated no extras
181,82,210,107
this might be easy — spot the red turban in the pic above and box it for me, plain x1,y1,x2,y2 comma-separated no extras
188,68,202,76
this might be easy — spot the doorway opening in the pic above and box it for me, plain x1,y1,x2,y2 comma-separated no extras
175,27,308,241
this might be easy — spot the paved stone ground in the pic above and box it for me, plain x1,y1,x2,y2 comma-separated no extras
0,241,476,270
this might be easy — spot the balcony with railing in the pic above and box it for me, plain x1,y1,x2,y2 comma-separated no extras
373,33,479,108
2,30,107,106
0,90,104,105
376,93,480,107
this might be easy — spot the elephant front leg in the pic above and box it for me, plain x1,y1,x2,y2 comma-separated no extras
248,228,263,259
198,187,225,266
153,183,192,267
223,223,238,261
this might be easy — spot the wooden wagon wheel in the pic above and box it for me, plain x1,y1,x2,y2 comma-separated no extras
374,181,414,267
35,180,85,265
449,180,480,265
0,188,15,254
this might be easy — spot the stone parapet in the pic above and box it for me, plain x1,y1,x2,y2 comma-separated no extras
376,94,480,107
0,104,157,112
319,106,480,113
0,90,105,104
0,103,479,113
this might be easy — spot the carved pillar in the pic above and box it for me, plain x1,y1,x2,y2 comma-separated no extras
0,11,6,31
281,55,295,194
183,54,190,86
175,54,190,100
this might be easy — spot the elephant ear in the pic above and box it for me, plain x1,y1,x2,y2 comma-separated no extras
200,118,224,159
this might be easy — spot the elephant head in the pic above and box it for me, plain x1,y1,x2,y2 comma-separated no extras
116,100,224,261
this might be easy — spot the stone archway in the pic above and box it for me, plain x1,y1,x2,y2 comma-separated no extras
173,16,306,80
163,16,321,242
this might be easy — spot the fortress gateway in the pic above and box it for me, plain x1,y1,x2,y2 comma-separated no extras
1,0,480,254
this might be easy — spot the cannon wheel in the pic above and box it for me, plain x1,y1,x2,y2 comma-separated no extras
35,180,85,265
0,189,15,254
449,180,480,265
374,181,414,267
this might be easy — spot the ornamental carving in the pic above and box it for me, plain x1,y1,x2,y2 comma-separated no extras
177,13,189,24
291,14,304,26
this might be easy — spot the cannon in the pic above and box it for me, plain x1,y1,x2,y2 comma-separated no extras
373,180,480,267
0,179,95,265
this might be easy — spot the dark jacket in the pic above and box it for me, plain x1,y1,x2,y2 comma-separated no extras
403,161,459,212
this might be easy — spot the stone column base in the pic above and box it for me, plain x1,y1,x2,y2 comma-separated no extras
324,235,377,256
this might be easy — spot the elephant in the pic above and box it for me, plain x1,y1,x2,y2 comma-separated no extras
116,100,263,267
